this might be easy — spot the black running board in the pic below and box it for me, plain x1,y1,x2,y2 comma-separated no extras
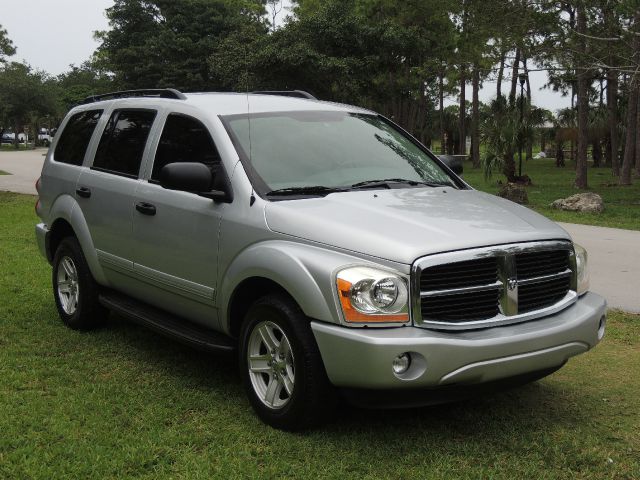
99,291,235,354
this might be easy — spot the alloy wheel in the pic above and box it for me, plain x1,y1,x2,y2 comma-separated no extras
56,256,79,315
247,320,295,409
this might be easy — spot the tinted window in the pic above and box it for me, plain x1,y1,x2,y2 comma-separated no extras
93,109,156,177
151,114,221,181
54,110,103,166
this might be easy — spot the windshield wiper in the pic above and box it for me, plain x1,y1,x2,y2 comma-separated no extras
350,178,452,189
266,185,347,197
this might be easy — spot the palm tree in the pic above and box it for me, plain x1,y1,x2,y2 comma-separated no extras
481,95,543,182
554,108,577,168
588,105,609,167
435,104,470,155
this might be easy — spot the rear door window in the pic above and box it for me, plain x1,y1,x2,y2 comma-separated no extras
53,110,103,166
93,109,157,177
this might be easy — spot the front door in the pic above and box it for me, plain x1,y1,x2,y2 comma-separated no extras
131,113,227,328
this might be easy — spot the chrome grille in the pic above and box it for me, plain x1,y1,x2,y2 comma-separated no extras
412,241,577,330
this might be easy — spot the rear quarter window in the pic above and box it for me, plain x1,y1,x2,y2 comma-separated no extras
53,110,103,166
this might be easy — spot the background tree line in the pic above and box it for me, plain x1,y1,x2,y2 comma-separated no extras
1,0,640,188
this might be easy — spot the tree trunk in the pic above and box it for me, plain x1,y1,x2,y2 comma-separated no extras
523,56,533,161
604,5,620,175
503,150,516,182
459,68,466,156
524,63,531,104
570,82,575,163
471,64,480,168
556,141,565,167
592,140,602,167
575,6,589,189
497,48,506,98
620,80,638,185
509,48,521,103
439,72,445,154
604,135,612,167
621,10,640,185
33,120,38,149
447,132,454,155
599,78,604,106
13,123,19,149
636,95,640,177
607,69,619,175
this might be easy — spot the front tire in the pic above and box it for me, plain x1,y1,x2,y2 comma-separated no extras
239,294,337,430
52,237,107,330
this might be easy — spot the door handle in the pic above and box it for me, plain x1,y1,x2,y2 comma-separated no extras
135,202,156,216
76,187,91,198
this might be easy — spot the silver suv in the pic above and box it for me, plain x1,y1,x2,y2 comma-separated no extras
35,89,607,430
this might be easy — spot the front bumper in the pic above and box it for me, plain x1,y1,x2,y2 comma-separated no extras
311,292,606,390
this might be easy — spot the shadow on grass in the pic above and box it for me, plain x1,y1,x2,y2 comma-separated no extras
102,312,241,385
85,311,591,441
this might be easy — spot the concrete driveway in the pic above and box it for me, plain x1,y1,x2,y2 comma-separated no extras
558,223,639,313
1,148,638,312
0,148,46,195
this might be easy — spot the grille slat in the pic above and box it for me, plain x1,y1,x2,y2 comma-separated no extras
519,284,568,297
423,295,500,305
516,250,569,279
421,276,500,321
418,245,573,326
420,273,498,290
518,275,571,313
424,305,499,313
420,258,498,292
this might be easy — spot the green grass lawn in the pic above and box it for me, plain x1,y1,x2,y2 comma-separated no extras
0,145,31,151
1,191,639,479
462,158,640,231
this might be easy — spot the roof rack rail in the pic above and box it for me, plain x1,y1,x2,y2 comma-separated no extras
252,90,317,100
78,88,187,105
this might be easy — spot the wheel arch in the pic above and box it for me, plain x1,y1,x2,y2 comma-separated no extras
48,218,75,262
219,242,348,337
227,277,296,339
47,194,108,285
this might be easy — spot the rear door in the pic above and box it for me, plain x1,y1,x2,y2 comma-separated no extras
76,108,157,282
130,113,227,326
43,109,104,214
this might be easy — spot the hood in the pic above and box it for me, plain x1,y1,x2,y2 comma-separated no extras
264,187,571,265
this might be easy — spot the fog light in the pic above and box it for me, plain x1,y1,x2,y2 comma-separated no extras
392,353,411,374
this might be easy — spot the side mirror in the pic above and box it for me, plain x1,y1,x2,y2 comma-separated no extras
437,155,464,175
159,162,231,202
160,162,212,192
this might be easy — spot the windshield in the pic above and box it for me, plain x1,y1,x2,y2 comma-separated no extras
222,111,459,195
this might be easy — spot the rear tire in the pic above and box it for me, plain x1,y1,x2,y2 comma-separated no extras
239,294,337,430
52,237,107,330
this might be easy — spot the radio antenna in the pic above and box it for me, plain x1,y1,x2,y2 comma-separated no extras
245,45,256,207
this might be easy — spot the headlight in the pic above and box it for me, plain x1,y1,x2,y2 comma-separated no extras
336,267,409,323
574,243,589,295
